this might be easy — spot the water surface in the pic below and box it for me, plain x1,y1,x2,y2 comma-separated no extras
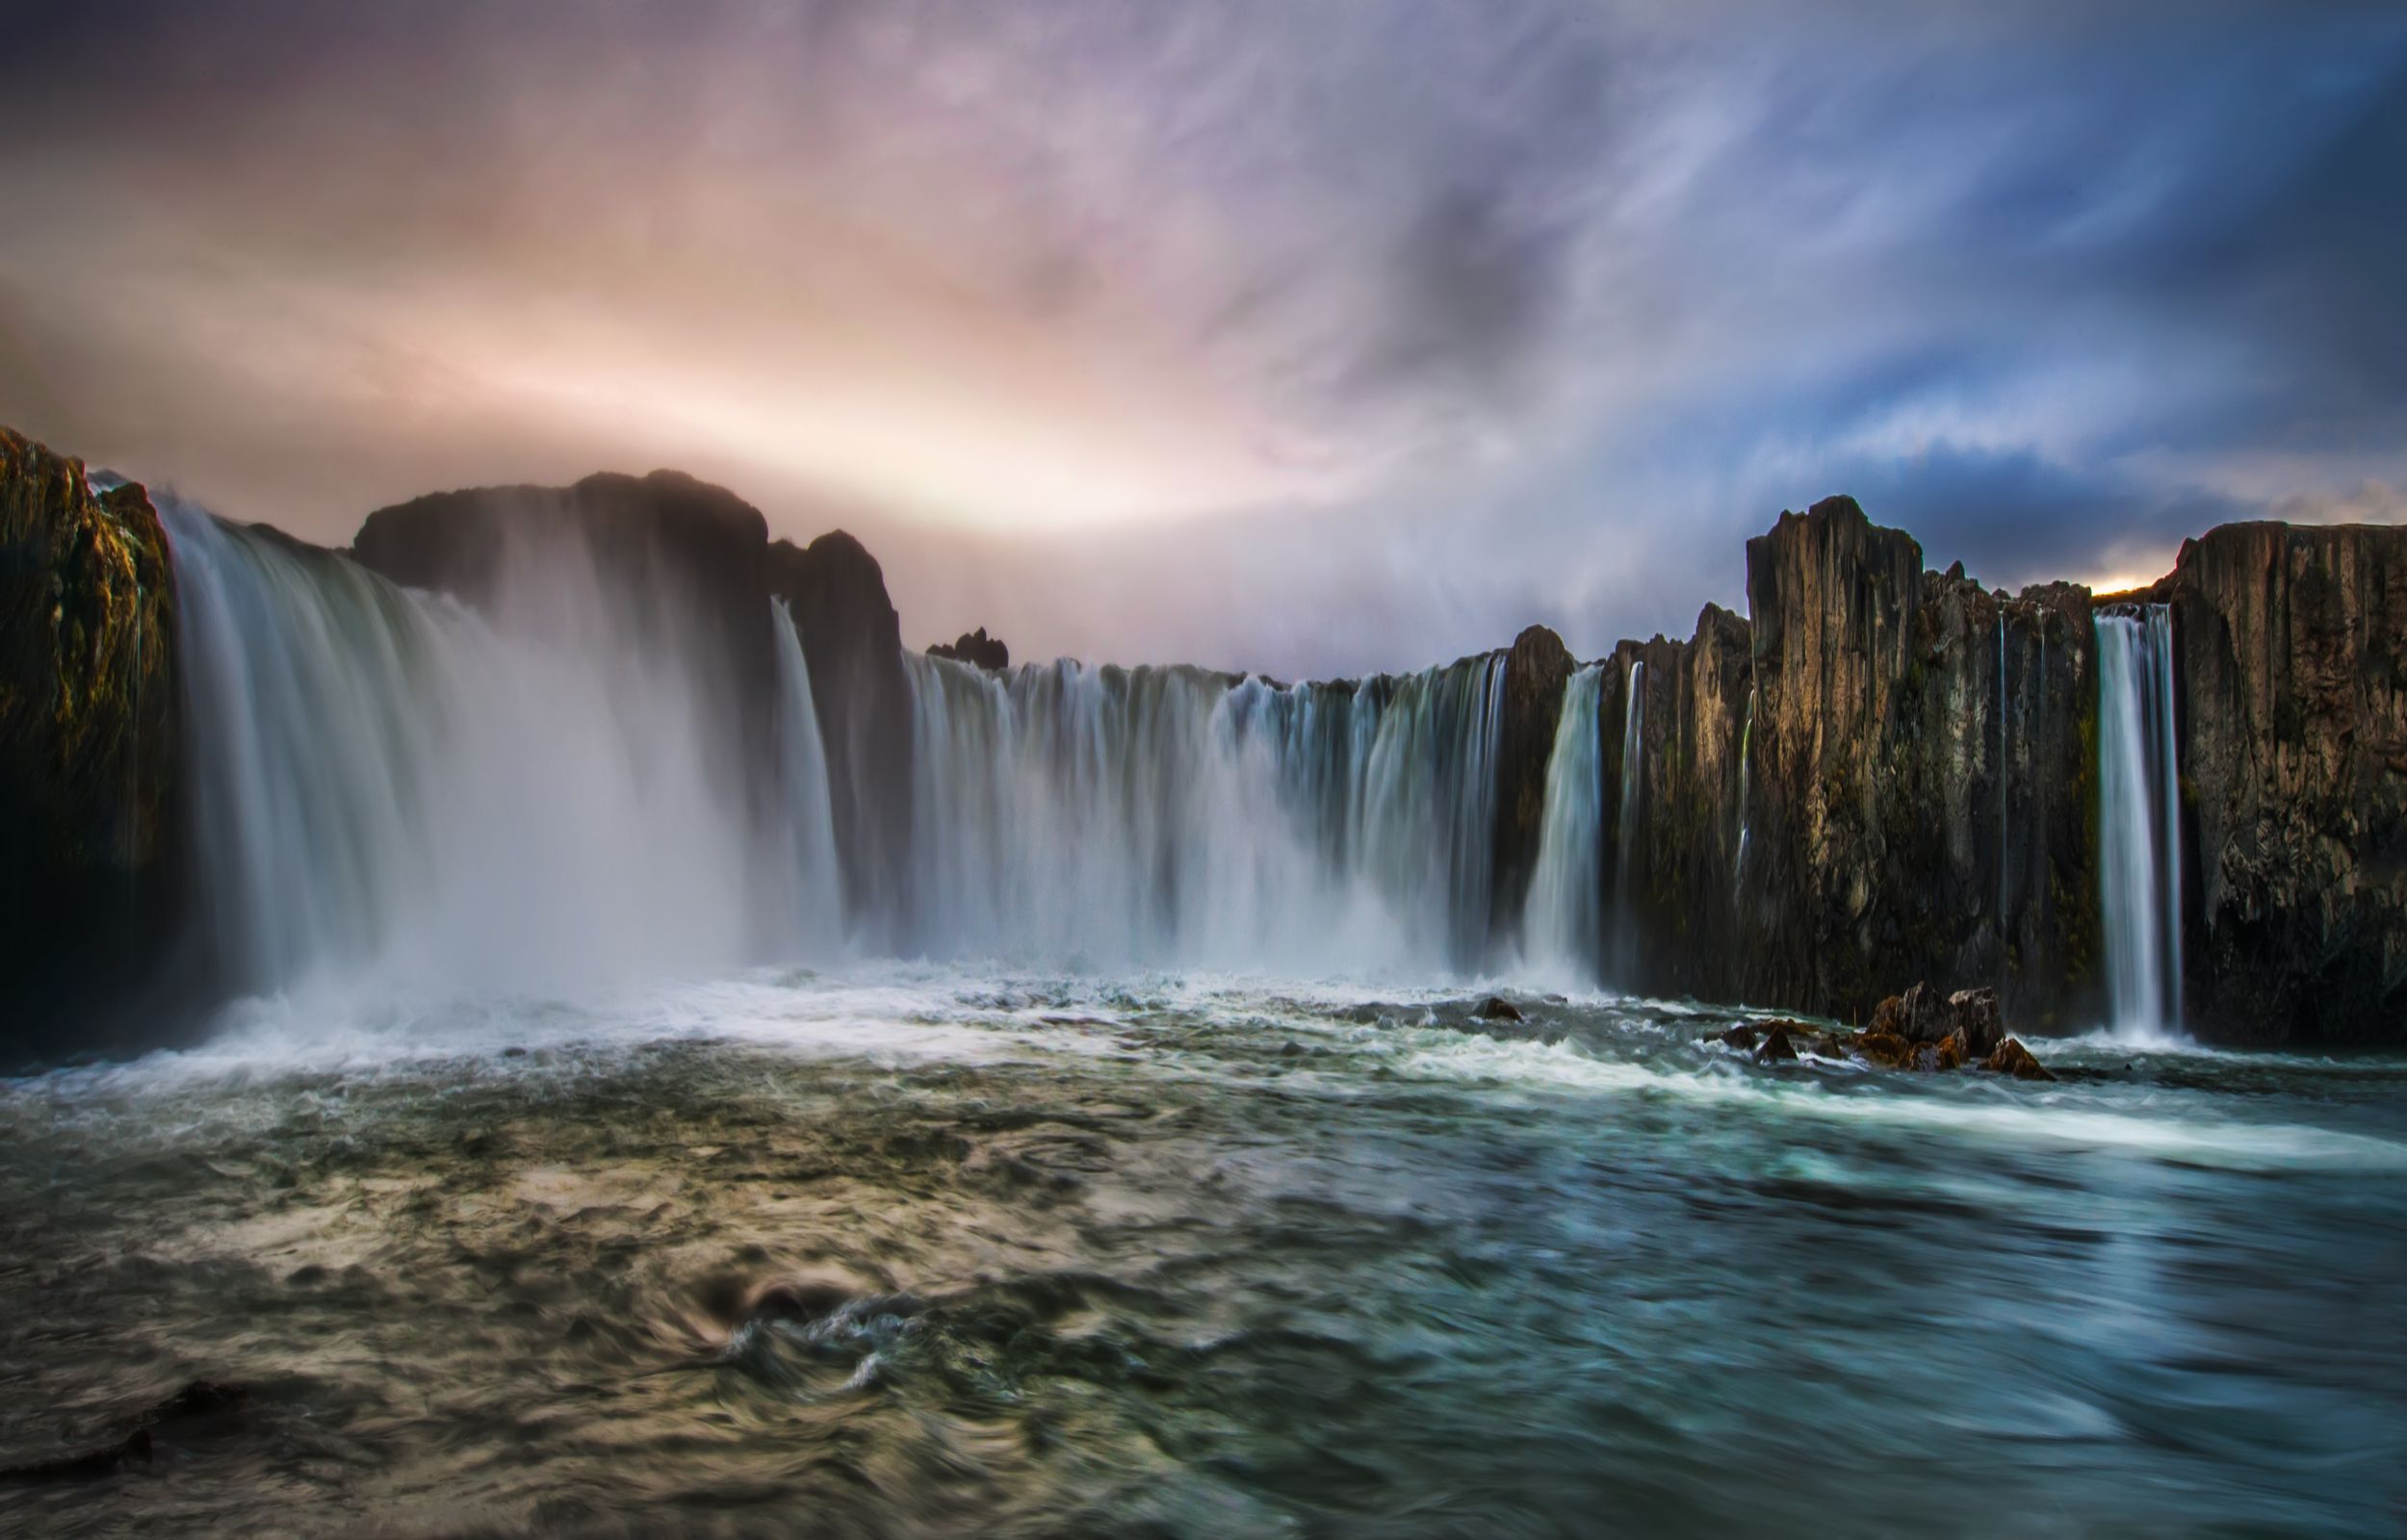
5,969,2402,1537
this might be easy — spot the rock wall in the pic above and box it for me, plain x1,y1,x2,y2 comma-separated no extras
1489,624,1575,938
765,531,915,942
1595,498,2101,1028
2168,522,2407,1043
0,428,180,1051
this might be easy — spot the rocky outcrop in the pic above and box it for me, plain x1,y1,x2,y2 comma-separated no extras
0,428,180,1050
1488,625,1574,937
766,531,914,941
929,627,1009,671
2167,522,2407,1043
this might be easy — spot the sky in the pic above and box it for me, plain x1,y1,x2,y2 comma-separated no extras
2,0,2403,678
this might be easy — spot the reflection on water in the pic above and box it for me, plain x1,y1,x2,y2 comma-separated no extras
4,969,2404,1537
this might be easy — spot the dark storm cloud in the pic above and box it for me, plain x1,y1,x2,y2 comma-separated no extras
0,0,2402,676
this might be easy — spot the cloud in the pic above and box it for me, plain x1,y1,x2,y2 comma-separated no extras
0,0,2402,676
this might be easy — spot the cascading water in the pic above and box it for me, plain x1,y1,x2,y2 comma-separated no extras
2096,604,2185,1037
1521,664,1606,982
1733,686,1754,906
898,651,1509,973
166,503,836,997
1998,608,2009,935
772,600,846,950
1612,659,1645,987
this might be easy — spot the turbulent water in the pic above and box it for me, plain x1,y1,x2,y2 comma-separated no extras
5,971,2404,1538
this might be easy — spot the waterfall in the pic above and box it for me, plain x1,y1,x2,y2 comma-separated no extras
1521,664,1606,982
166,504,823,997
2096,605,2185,1038
1998,607,2009,936
1733,686,1754,905
1612,659,1645,986
772,600,846,950
898,651,1509,973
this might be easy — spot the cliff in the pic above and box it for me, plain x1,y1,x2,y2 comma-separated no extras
2168,522,2407,1043
0,428,180,1048
1590,499,2101,1027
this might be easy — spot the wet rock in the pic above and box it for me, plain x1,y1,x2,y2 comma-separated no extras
929,626,1009,671
1870,983,2005,1056
1855,1031,1915,1070
1756,1024,1798,1063
1982,1037,2057,1082
1716,1024,1759,1050
1476,996,1524,1023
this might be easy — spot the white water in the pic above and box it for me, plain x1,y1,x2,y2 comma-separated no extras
1734,686,1753,906
1998,608,2009,934
167,506,839,997
899,651,1508,973
1521,664,1606,982
1612,659,1646,985
772,600,846,951
2097,605,2185,1038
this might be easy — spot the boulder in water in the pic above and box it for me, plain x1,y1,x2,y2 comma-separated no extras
1476,996,1524,1022
1982,1038,2056,1082
1869,983,2006,1056
1717,1024,1759,1050
1756,1024,1799,1063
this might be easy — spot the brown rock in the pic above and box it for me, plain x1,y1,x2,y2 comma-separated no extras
1476,995,1524,1022
1982,1037,2057,1082
1947,988,2006,1058
1856,1031,1915,1069
1756,1024,1798,1063
1716,1024,1759,1050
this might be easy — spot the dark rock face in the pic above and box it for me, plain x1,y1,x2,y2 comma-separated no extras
1583,498,2101,1028
0,428,180,1052
1489,625,1574,936
766,531,914,941
1476,994,1524,1022
2167,522,2407,1044
929,627,1009,671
